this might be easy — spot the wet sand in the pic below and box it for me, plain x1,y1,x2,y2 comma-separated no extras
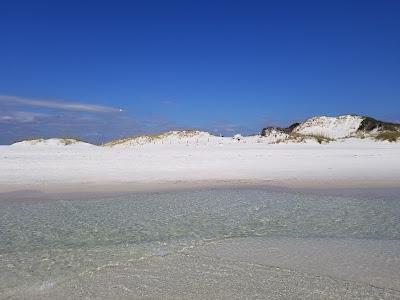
1,177,400,200
1,187,400,299
22,238,400,300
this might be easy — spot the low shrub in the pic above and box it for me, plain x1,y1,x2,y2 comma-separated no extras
375,131,400,142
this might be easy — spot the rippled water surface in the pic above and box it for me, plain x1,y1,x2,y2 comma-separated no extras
1,188,400,299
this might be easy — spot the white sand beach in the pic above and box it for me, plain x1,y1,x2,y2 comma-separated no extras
1,136,399,193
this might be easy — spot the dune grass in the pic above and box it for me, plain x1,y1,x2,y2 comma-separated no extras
375,131,400,142
102,130,204,146
285,133,334,144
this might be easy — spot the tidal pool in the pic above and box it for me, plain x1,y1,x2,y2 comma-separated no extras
1,187,400,299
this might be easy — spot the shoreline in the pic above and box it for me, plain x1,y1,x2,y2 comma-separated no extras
1,178,400,201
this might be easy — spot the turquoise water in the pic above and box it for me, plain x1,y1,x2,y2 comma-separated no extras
1,188,400,298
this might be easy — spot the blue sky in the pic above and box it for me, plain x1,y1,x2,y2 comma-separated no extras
1,0,400,143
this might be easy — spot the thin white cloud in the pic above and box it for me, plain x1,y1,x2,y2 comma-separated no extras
0,95,123,113
0,115,13,122
0,111,49,123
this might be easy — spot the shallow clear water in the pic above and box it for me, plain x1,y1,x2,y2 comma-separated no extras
1,188,400,299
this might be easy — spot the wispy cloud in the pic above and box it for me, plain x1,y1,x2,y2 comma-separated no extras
0,95,123,113
0,111,49,123
0,94,183,144
0,111,178,144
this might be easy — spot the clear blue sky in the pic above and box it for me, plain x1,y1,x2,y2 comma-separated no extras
1,0,399,143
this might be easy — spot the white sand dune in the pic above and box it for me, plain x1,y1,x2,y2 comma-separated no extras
11,138,93,147
293,115,364,139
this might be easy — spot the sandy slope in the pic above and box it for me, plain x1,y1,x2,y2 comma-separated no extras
11,138,93,147
1,138,399,192
293,115,364,138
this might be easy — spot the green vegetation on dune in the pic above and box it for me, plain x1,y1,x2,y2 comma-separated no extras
102,130,205,146
358,117,400,132
357,117,400,142
375,131,400,142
